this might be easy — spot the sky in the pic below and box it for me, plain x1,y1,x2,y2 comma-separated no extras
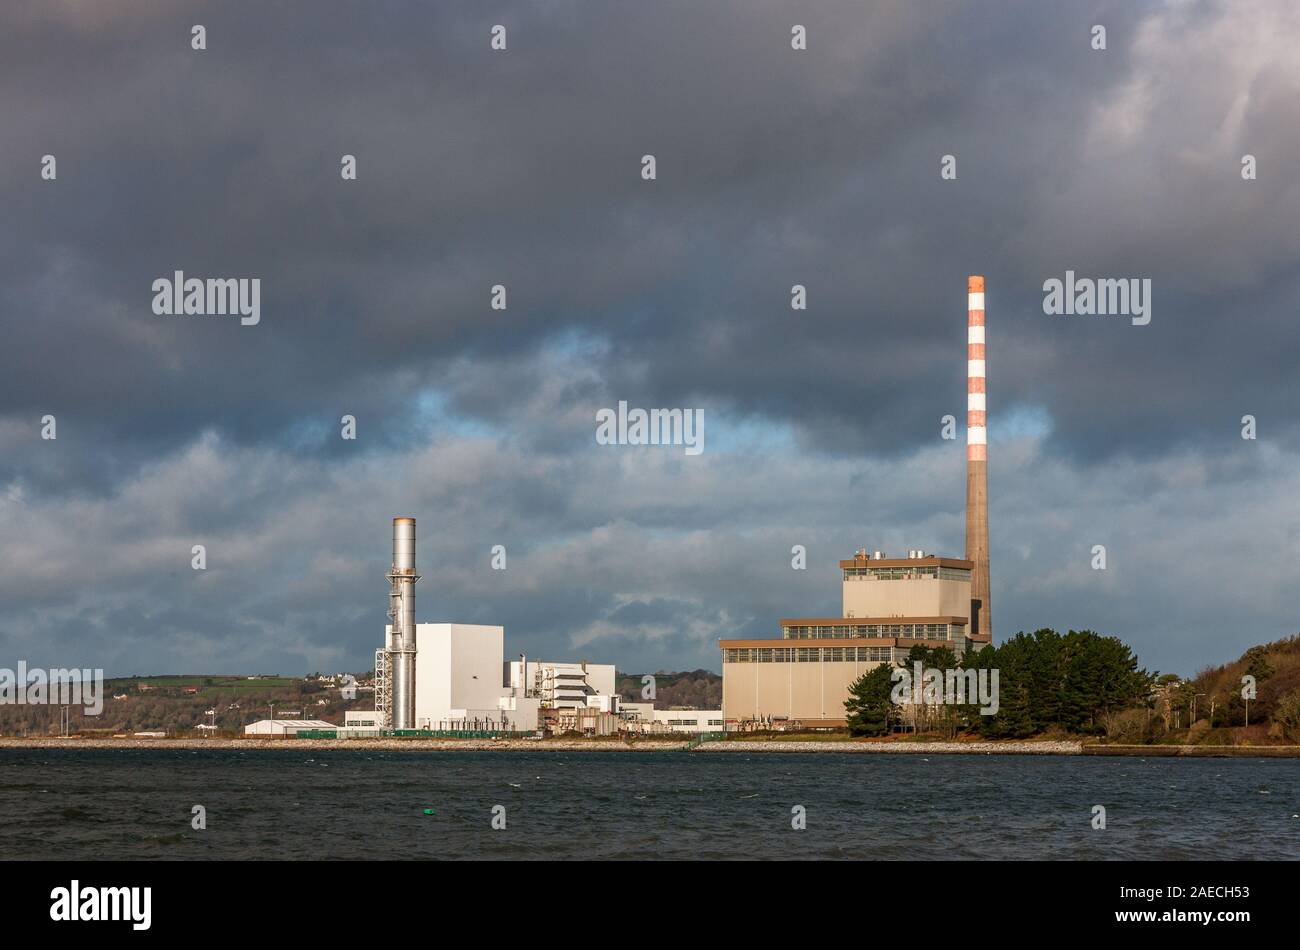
1,0,1298,679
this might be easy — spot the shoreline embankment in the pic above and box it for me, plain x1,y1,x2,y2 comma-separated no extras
696,740,1083,754
0,737,687,752
4,737,1299,756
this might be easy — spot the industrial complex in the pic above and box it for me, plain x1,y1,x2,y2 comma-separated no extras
245,277,990,738
719,275,994,728
246,515,719,738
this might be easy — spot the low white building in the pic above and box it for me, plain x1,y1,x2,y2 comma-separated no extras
619,705,725,734
344,711,384,729
243,719,337,736
655,709,725,733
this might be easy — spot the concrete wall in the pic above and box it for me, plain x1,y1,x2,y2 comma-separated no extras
841,576,970,620
723,658,886,726
450,625,507,712
412,623,505,729
497,694,541,731
620,702,654,721
405,623,448,727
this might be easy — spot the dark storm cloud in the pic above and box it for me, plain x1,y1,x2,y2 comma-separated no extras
1,1,1298,678
2,0,1228,469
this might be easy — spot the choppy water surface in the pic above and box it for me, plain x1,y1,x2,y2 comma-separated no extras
1,749,1296,860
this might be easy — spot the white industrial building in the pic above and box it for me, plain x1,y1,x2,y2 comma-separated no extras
243,719,337,736
369,518,616,734
382,622,543,731
505,659,617,710
374,621,618,733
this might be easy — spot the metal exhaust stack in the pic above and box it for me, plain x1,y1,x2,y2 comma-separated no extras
965,276,991,643
387,517,420,729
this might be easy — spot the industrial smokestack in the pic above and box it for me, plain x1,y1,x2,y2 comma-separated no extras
965,276,991,643
387,517,420,729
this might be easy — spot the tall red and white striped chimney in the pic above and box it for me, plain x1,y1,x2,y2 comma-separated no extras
965,276,991,644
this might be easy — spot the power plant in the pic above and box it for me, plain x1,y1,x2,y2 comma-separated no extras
720,275,994,728
362,276,992,733
368,518,625,734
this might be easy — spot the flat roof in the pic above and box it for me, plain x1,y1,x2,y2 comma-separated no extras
839,556,973,569
779,616,968,626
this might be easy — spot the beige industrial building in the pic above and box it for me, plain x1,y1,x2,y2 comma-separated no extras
722,551,986,728
721,276,996,729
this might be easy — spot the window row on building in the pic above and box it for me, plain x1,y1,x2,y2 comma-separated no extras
841,566,971,581
782,623,955,641
723,646,897,664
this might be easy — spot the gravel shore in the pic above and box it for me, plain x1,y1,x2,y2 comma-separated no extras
0,737,1077,753
0,737,689,752
696,740,1083,754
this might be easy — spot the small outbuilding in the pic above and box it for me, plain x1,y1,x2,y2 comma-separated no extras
243,719,337,736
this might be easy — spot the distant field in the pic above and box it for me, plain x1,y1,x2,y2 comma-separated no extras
105,675,302,690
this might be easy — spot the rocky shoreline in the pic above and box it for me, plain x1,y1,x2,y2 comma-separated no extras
0,737,1079,754
696,740,1083,754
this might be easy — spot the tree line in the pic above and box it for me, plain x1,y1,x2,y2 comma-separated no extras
844,628,1152,738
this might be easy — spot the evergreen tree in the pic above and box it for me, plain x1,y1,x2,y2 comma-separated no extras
967,628,1152,737
844,663,897,737
904,644,957,670
986,635,1036,737
1244,645,1273,682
